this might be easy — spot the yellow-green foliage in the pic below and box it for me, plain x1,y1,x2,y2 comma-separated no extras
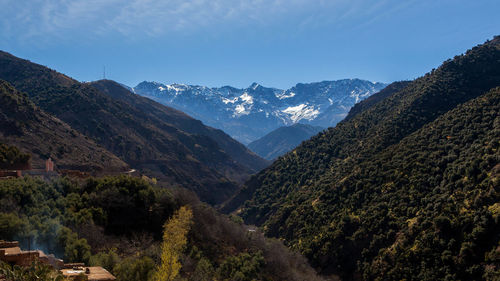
488,203,500,219
153,206,193,281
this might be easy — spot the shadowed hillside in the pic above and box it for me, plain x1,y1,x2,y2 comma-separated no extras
0,52,267,204
89,79,269,179
0,80,128,172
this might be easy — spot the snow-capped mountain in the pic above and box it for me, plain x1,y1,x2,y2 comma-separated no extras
133,79,387,144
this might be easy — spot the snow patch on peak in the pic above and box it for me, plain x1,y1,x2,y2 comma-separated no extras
162,84,186,92
276,91,296,100
222,97,238,104
282,104,320,123
240,93,254,104
232,93,254,116
234,104,250,116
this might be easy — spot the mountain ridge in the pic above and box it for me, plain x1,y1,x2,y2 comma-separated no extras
133,79,386,144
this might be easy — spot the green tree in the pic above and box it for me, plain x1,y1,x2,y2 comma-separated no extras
0,143,31,169
216,251,265,281
0,212,26,240
192,258,215,281
89,248,120,272
114,256,155,281
58,227,91,264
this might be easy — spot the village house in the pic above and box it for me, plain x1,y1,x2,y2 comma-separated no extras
0,240,115,281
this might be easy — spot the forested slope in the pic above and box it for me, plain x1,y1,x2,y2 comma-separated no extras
344,81,411,121
0,80,127,171
229,37,500,280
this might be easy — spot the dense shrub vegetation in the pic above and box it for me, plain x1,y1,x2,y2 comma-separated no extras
0,176,321,280
231,37,500,280
0,80,127,171
0,142,30,169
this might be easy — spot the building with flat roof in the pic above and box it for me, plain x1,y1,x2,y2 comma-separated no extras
0,240,115,281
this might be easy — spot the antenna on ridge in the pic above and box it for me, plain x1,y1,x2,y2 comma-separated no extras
103,65,106,80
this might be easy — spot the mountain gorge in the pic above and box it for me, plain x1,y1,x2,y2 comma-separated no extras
89,80,269,177
0,0,498,278
0,54,322,281
1,33,499,281
227,37,500,280
133,79,386,144
0,51,267,204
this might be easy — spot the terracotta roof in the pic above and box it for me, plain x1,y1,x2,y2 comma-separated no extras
2,247,21,255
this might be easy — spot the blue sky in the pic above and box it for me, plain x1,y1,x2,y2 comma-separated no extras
1,0,498,89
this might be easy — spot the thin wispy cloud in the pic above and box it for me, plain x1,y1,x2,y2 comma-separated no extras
1,0,497,90
0,0,398,43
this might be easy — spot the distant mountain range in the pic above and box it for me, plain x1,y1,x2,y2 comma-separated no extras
133,79,386,144
248,124,324,160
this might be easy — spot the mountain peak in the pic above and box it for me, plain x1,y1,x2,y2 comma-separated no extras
249,82,261,90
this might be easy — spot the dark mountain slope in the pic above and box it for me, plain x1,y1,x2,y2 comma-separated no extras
89,79,268,175
344,81,411,121
266,87,499,280
0,80,128,171
225,37,500,279
248,124,323,160
0,51,257,204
